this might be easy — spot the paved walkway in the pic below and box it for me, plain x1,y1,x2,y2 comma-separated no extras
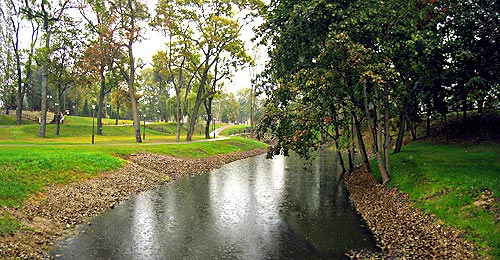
209,125,231,137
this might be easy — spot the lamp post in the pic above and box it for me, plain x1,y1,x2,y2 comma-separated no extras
213,116,215,139
91,104,96,144
143,114,146,141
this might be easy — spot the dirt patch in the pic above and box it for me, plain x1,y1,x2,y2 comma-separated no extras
344,170,480,259
0,148,265,259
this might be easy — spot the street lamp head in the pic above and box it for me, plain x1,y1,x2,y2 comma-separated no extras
106,104,110,108
92,104,96,110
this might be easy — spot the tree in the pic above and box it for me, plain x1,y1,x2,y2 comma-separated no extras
443,0,499,118
110,83,130,125
138,67,170,122
236,87,251,123
0,0,19,115
1,1,22,124
112,0,149,142
153,0,260,141
48,16,82,135
258,0,395,179
78,0,123,135
216,92,239,123
24,0,71,138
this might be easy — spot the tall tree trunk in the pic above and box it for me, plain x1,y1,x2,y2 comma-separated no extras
383,83,391,178
347,147,354,174
55,93,63,135
346,113,354,173
15,43,23,125
115,104,120,125
204,97,213,139
186,96,203,141
332,107,346,174
38,20,50,138
351,111,370,172
97,67,106,135
250,80,254,138
175,88,181,142
394,97,408,153
127,0,141,143
186,65,210,141
374,84,390,183
363,80,389,184
410,122,417,140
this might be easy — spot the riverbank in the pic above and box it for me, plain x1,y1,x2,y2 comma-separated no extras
344,170,479,259
0,148,266,258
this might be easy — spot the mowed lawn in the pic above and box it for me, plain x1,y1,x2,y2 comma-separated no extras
0,114,266,234
0,115,217,144
372,140,500,258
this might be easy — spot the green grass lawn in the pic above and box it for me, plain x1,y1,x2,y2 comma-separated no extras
0,115,266,235
0,116,212,144
372,140,500,258
0,114,36,125
219,124,251,136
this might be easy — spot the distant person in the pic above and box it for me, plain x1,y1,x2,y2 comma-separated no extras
5,105,9,115
60,112,65,124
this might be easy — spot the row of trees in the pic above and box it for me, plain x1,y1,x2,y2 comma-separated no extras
258,0,499,184
139,66,265,128
0,0,265,141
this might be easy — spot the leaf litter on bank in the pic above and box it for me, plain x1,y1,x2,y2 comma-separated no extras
344,170,480,259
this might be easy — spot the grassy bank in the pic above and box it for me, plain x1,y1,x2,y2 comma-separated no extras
0,116,214,144
0,114,266,235
219,124,251,136
372,141,500,258
0,137,265,208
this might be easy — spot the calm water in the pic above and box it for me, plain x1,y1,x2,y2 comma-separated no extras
51,151,377,259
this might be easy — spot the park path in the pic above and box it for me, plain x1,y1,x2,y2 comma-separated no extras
209,125,231,137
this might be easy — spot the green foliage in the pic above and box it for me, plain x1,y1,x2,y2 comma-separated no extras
372,141,500,258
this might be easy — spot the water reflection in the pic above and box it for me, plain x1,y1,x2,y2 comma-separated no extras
52,151,376,259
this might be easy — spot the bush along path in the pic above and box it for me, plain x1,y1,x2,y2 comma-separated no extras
344,170,478,259
0,149,265,259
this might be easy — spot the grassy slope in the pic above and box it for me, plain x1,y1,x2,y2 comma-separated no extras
0,116,209,144
219,124,251,136
372,141,500,257
0,115,36,125
0,116,266,234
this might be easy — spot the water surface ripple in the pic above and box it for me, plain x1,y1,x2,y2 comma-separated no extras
52,151,376,259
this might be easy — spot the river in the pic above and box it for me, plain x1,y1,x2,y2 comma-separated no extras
51,150,377,259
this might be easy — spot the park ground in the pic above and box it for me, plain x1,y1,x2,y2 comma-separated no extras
0,112,499,259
